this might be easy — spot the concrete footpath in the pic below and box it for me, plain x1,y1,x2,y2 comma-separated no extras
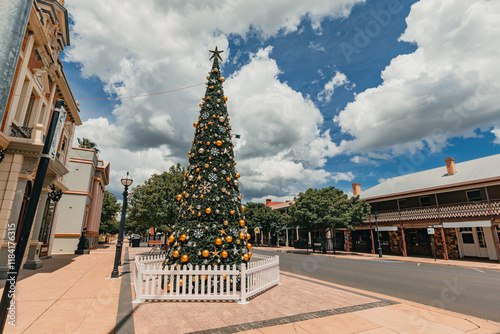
0,242,499,333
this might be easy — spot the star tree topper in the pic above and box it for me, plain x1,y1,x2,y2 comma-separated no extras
209,46,224,61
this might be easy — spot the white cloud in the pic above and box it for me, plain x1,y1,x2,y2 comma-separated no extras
492,127,500,145
309,41,326,52
331,171,354,182
318,71,352,103
334,0,500,155
65,0,361,198
350,156,371,164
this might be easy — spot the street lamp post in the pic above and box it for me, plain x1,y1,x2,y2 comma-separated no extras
374,212,383,258
111,172,133,278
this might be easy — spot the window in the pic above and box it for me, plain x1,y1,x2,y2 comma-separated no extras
477,227,487,248
398,199,407,209
466,190,482,204
419,196,431,207
22,93,36,127
460,227,474,244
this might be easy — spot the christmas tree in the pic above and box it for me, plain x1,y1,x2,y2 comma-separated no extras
164,47,252,269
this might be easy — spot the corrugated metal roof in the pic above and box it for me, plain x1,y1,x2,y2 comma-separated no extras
360,154,500,199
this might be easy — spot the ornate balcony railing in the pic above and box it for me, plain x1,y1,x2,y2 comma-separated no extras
367,200,500,223
10,124,33,139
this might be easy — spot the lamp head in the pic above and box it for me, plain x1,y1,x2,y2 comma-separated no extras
121,172,133,187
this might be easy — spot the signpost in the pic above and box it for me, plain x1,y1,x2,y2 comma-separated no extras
427,227,437,261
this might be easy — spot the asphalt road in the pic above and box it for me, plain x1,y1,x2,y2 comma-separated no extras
255,249,500,322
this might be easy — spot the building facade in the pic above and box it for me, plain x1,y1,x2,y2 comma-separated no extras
352,155,500,261
52,148,110,253
0,0,81,277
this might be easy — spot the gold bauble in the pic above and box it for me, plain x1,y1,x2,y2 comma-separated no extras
246,233,251,240
219,116,225,123
246,243,252,250
248,251,253,258
236,173,240,178
173,250,179,258
234,180,239,186
215,238,222,245
223,220,228,226
230,210,235,215
193,122,198,127
219,77,225,82
206,207,212,214
202,250,209,257
176,194,182,201
206,142,210,146
168,236,175,243
242,205,245,211
226,177,231,182
180,234,186,241
196,168,200,172
198,212,201,216
221,251,228,258
239,232,245,239
243,254,249,261
188,175,194,181
239,220,245,227
216,140,222,146
181,255,188,262
226,236,233,243
223,96,228,101
236,239,241,244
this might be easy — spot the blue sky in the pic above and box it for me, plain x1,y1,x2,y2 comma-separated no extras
63,0,500,200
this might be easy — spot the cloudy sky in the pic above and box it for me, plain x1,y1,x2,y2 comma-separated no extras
63,0,500,201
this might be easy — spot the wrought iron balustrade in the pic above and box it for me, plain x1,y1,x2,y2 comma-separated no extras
366,200,499,223
10,123,33,139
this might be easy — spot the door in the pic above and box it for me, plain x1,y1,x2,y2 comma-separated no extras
459,227,477,257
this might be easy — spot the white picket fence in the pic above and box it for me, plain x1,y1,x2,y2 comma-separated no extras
132,253,280,304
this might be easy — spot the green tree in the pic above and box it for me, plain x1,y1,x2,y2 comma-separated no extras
243,203,287,246
127,163,185,233
99,191,121,235
77,138,100,154
289,186,370,253
163,48,250,268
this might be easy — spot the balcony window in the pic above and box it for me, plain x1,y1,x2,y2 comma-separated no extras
466,190,482,204
398,199,407,209
419,196,431,207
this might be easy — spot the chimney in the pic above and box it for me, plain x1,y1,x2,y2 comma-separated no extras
266,198,271,205
445,158,456,175
352,183,361,196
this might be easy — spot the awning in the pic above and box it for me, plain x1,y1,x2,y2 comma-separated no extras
443,221,491,228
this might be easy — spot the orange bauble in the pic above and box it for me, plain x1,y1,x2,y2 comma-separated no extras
242,205,245,211
248,251,253,258
202,250,209,257
215,238,222,245
246,233,251,240
239,220,245,227
193,122,198,127
221,251,228,258
239,232,245,239
243,254,249,261
216,140,222,146
176,194,182,201
173,250,179,258
180,234,186,241
226,236,233,243
230,210,235,215
168,236,175,243
246,243,252,250
181,255,188,262
236,173,240,178
223,96,228,101
205,208,212,214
